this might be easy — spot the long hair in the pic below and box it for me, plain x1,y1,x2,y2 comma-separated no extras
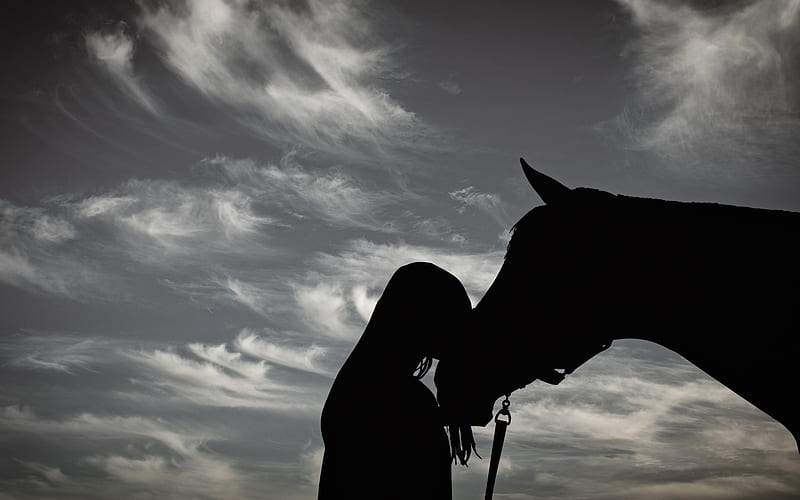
448,424,480,465
343,262,477,462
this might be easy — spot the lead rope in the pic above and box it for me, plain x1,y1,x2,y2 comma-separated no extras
484,395,511,500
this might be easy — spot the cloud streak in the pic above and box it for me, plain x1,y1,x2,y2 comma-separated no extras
0,150,434,314
137,0,432,159
73,178,275,262
2,335,103,374
0,406,253,500
0,200,104,299
124,346,320,412
449,186,509,228
115,330,329,413
206,153,399,231
234,329,329,376
612,0,800,177
85,22,159,114
0,331,327,414
65,152,400,267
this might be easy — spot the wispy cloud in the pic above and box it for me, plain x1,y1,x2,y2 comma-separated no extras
72,178,275,262
137,0,433,159
1,201,76,244
0,251,63,296
159,273,289,319
0,200,104,298
215,275,276,316
449,186,509,227
2,335,104,374
300,446,325,490
611,0,800,177
0,406,252,500
122,333,327,413
5,185,262,299
0,331,327,413
411,216,465,244
0,329,329,498
15,460,70,487
293,281,359,340
287,238,503,339
0,405,214,455
0,150,414,306
85,22,159,114
206,153,399,231
187,341,269,380
439,80,462,95
234,329,329,375
124,347,315,411
66,152,400,266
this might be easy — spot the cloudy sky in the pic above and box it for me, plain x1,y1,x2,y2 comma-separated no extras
2,1,800,499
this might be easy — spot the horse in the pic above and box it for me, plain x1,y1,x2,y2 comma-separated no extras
435,158,800,452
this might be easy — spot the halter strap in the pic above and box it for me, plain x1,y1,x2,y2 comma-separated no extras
485,395,511,500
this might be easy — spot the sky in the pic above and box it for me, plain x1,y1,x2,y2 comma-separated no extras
1,1,800,499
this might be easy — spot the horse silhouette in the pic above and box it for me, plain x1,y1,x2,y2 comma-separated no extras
435,158,800,452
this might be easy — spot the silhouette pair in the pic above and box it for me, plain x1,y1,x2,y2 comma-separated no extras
319,158,800,499
318,262,472,500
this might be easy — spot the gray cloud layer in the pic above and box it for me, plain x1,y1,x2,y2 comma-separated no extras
4,1,799,499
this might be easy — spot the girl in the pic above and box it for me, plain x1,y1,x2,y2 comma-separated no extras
318,262,473,500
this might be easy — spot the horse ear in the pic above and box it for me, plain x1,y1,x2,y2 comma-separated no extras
520,158,570,205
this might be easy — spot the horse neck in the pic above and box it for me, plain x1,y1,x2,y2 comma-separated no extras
597,195,797,336
484,195,799,447
597,198,800,443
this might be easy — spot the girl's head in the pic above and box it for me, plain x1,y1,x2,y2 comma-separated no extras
349,262,479,465
357,262,472,376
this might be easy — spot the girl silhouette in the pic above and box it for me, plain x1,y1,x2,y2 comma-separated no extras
318,262,473,500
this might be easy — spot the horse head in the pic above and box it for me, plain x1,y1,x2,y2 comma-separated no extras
435,159,622,426
437,158,800,454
